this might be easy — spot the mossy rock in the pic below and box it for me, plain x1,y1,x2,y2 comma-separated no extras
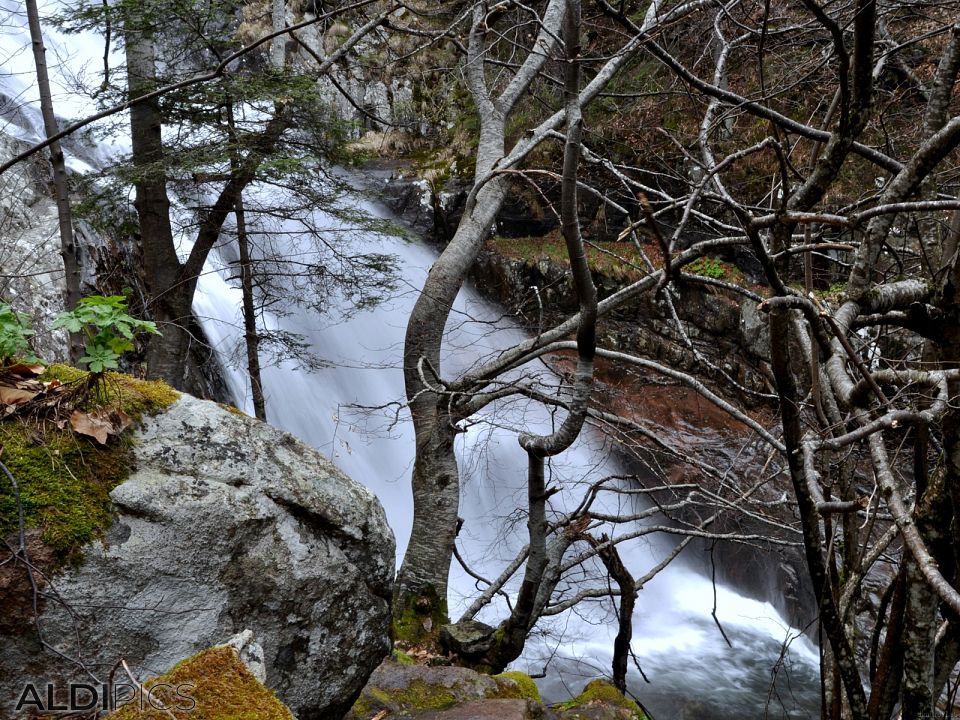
0,366,178,558
556,680,647,720
352,678,460,718
349,660,509,719
491,671,541,703
393,648,417,665
107,645,293,720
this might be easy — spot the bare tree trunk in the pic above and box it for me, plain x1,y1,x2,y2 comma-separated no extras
235,194,266,420
26,0,81,360
396,0,568,632
396,137,507,624
271,0,286,69
224,102,266,420
588,534,636,693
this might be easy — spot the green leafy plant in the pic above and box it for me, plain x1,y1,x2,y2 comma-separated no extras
53,296,160,373
685,256,727,279
0,303,36,362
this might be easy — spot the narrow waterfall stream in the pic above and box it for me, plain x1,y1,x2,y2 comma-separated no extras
194,186,822,719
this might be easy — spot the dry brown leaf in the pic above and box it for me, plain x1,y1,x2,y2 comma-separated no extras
6,363,44,377
109,408,132,434
70,410,112,444
0,387,37,405
70,408,132,444
371,711,389,720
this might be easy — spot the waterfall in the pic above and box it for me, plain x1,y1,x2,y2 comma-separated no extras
194,184,821,719
0,6,820,715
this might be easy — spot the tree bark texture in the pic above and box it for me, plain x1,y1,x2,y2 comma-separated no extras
26,0,81,360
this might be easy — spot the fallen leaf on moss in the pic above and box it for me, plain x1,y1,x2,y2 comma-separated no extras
0,387,37,405
5,363,44,376
70,408,131,444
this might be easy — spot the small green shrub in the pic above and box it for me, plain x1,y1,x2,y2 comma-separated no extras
685,256,727,279
53,295,159,373
814,282,847,304
0,303,35,361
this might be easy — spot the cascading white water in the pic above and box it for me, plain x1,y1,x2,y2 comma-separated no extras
194,184,822,719
0,6,820,716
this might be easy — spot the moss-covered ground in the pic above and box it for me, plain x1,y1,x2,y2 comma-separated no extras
0,365,178,558
489,233,652,282
108,645,293,720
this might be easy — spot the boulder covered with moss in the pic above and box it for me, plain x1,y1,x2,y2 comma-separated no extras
0,393,394,719
107,641,294,720
348,660,645,720
347,659,539,719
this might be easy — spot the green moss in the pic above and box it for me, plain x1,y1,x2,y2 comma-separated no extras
685,256,729,280
557,680,647,719
40,365,180,421
108,645,293,720
392,584,448,648
351,679,458,719
392,648,416,665
491,671,541,702
0,367,178,557
488,235,648,283
0,423,126,552
814,282,847,305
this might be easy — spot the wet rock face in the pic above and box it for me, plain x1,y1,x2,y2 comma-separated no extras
470,249,772,402
0,134,69,361
0,395,394,720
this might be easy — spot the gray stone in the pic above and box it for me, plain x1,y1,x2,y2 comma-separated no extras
0,395,394,720
0,134,68,361
347,660,506,719
440,620,497,657
414,699,542,720
219,629,268,684
739,299,770,359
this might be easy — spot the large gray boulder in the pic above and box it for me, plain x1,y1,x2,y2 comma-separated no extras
0,395,394,719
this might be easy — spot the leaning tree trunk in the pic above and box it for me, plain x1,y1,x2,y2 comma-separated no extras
395,175,508,638
26,0,81,360
395,0,568,644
